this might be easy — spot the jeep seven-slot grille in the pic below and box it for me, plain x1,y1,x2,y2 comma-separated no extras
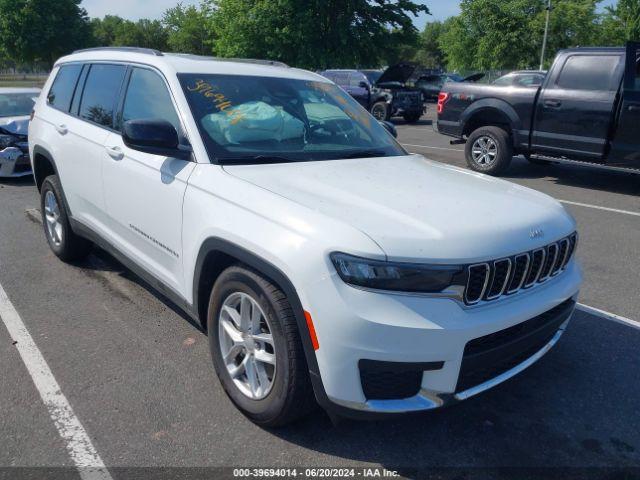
464,233,577,305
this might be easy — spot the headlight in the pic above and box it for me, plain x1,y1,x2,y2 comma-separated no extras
330,252,464,293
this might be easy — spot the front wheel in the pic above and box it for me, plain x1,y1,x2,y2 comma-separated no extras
370,101,389,121
207,266,315,426
465,126,513,176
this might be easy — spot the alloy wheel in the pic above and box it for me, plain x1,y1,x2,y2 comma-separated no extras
218,292,276,400
44,190,63,247
471,135,498,166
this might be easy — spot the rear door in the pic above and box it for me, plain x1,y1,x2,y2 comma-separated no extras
101,66,195,296
608,42,640,168
532,52,624,160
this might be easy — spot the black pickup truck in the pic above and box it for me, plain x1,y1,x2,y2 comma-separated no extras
436,42,640,176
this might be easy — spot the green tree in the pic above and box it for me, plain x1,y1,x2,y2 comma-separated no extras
206,0,429,69
163,2,212,54
414,21,446,68
440,0,601,71
113,19,169,51
0,0,93,67
597,0,640,45
90,15,126,46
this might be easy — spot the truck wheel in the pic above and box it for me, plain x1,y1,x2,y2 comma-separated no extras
40,175,92,262
403,112,422,123
207,266,315,427
465,126,513,175
370,101,389,121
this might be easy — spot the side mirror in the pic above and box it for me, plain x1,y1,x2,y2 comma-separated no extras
379,120,397,138
358,81,370,90
122,119,192,160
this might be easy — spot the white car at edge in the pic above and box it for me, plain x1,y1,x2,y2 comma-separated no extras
29,47,582,426
0,87,40,177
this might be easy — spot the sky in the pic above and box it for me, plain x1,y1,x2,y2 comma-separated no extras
81,0,619,29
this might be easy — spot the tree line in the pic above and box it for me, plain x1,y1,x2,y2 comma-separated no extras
0,0,638,73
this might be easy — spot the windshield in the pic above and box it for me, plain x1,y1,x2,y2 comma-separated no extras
0,93,37,118
179,74,406,164
363,71,382,84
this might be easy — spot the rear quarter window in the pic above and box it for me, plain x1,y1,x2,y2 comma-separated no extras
556,55,620,91
47,64,83,112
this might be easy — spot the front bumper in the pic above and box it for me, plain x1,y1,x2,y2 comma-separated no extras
0,147,32,177
304,260,582,416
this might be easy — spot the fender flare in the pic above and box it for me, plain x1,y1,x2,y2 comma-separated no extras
461,98,525,148
32,145,74,216
192,237,321,378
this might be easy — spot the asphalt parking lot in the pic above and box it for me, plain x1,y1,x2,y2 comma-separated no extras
1,107,639,478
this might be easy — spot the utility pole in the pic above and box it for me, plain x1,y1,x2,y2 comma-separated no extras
540,0,552,71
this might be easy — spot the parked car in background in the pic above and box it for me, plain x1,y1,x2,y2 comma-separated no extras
320,65,425,123
30,47,581,426
493,71,546,88
416,72,485,101
436,42,640,176
0,87,40,177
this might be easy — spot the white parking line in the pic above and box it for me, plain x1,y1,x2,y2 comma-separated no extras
577,303,640,331
0,282,112,480
559,200,640,218
401,143,464,152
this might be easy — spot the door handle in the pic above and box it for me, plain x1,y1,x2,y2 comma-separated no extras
544,100,562,108
105,145,124,160
55,124,68,135
628,104,640,112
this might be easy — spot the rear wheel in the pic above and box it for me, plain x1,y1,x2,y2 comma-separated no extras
40,175,92,262
207,266,315,426
465,126,513,176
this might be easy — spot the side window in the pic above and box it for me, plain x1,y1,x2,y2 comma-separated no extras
556,55,620,91
47,64,83,112
348,73,365,87
121,68,181,132
79,64,127,128
333,72,349,87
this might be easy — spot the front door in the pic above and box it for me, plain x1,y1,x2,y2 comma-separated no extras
532,52,623,160
609,42,640,169
102,66,195,296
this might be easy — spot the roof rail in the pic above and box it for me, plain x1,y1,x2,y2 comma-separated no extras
72,47,164,57
166,53,287,67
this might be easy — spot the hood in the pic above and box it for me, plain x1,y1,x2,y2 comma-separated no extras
223,155,575,263
0,117,29,136
376,62,418,86
462,72,485,82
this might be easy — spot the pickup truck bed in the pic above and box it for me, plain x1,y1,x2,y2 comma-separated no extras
436,42,640,176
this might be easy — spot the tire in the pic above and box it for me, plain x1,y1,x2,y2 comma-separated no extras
403,112,422,123
40,175,92,262
370,101,389,121
465,126,513,176
207,265,315,427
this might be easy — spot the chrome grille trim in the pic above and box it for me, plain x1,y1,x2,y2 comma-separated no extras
462,232,577,306
465,263,490,305
539,243,558,282
506,253,530,294
524,248,546,288
485,258,512,300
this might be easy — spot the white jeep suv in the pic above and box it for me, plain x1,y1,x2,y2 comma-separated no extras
29,47,582,426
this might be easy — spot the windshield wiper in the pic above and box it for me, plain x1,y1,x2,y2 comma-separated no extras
340,149,387,159
216,155,299,165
